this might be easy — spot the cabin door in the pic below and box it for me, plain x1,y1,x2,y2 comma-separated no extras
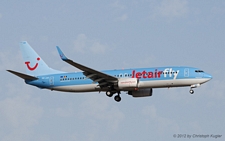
184,68,189,77
49,76,54,86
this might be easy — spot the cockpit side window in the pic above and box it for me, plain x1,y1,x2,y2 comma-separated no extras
195,70,204,73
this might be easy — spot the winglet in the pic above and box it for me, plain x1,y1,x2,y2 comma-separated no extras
56,46,69,61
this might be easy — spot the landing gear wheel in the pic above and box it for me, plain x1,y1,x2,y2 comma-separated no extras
106,91,113,97
114,95,121,102
189,89,194,94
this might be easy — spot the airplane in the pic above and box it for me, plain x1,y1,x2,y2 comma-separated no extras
7,41,212,102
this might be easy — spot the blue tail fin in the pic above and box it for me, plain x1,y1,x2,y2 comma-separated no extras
20,41,63,76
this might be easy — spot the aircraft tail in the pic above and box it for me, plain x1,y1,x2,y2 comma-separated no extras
20,41,63,76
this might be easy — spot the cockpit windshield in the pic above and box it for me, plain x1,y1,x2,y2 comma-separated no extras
195,70,204,73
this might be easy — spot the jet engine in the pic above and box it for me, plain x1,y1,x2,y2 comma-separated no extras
128,88,153,97
118,78,139,89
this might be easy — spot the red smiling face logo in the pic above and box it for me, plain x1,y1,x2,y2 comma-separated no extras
25,57,40,71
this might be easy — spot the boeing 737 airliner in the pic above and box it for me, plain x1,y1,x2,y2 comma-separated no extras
7,41,212,102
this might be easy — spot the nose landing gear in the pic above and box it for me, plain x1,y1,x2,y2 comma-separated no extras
189,89,194,94
189,84,201,94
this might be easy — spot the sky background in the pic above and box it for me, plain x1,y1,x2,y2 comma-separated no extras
0,0,225,141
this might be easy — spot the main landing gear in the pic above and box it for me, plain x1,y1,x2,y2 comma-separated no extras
106,91,113,97
106,91,121,102
114,93,121,102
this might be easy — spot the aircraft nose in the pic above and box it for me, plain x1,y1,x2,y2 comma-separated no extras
204,73,212,80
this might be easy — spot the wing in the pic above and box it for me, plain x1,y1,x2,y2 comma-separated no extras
56,46,118,87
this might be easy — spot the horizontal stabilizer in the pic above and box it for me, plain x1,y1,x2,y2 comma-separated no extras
7,70,38,80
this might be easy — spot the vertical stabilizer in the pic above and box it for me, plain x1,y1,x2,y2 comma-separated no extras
20,41,63,76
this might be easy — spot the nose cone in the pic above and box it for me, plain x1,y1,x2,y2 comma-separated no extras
204,73,213,80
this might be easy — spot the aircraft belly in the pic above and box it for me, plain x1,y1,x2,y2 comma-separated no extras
138,78,209,88
52,84,99,92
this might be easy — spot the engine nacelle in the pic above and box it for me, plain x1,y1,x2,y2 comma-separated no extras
128,88,153,97
118,78,138,89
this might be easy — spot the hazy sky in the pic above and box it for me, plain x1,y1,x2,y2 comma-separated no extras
0,0,225,141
